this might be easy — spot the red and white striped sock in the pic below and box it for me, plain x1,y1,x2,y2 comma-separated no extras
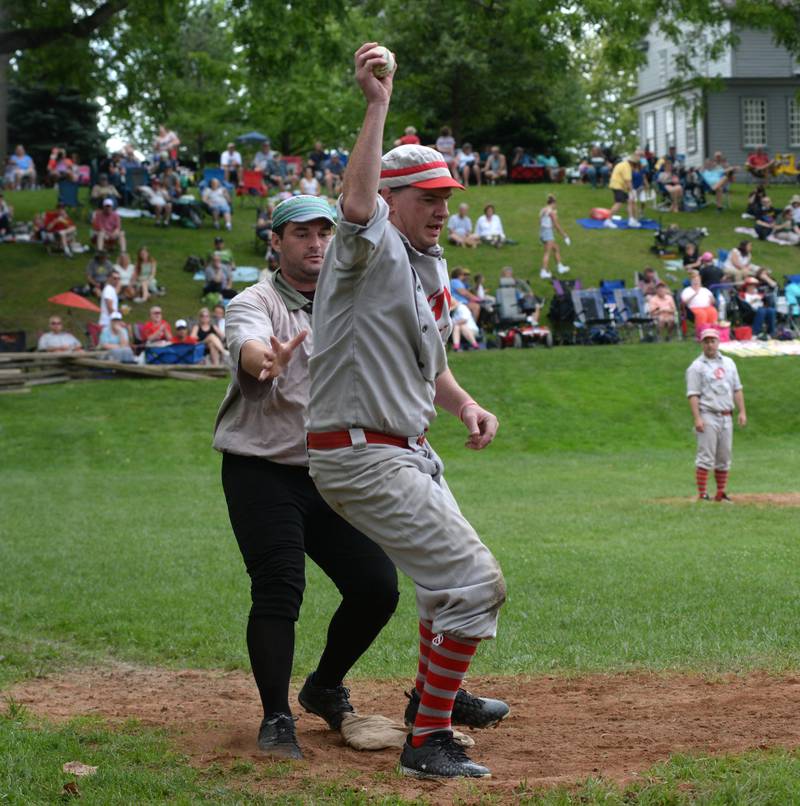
714,469,729,498
696,466,709,496
411,632,479,747
415,620,433,696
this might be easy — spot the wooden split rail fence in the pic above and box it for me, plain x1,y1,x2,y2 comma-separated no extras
0,352,229,393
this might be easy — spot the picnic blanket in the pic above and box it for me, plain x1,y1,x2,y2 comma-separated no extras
720,339,800,358
116,207,143,218
734,226,795,246
193,266,261,282
577,218,660,231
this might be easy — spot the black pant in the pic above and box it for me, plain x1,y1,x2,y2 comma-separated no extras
221,452,399,716
203,281,236,299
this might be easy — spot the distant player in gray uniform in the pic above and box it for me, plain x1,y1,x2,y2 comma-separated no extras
213,195,399,760
686,328,747,502
307,42,508,780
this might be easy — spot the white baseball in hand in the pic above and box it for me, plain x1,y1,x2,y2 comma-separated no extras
372,46,395,78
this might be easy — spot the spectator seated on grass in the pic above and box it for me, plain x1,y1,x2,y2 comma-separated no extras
9,145,37,189
36,315,83,352
99,311,136,362
394,125,420,146
211,235,235,269
44,202,79,257
133,245,161,303
140,305,172,346
138,177,173,227
681,270,718,329
90,174,121,208
203,253,236,300
745,184,766,218
120,144,141,172
739,277,776,339
91,198,127,253
638,266,661,297
0,193,13,236
457,143,481,187
483,146,508,185
255,208,272,251
746,146,777,183
447,202,480,248
449,296,480,352
202,178,232,231
723,240,777,290
683,242,702,272
755,196,800,245
450,266,482,322
221,142,243,186
86,251,113,299
647,281,677,340
323,152,345,196
113,253,136,300
475,203,506,247
171,318,198,344
189,307,226,365
656,160,684,212
2,156,15,189
791,195,800,228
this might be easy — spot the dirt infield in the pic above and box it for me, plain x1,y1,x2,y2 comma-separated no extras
10,667,800,802
658,492,800,507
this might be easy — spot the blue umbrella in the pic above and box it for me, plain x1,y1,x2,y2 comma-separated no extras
236,131,269,144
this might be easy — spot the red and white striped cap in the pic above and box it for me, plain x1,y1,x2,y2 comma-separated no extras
380,144,465,190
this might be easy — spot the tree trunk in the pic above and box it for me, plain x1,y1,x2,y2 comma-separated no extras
0,1,6,165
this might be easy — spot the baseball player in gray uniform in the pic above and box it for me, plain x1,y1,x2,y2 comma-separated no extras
306,43,507,780
686,328,747,501
214,195,400,760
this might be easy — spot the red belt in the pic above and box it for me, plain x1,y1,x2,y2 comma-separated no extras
307,430,425,450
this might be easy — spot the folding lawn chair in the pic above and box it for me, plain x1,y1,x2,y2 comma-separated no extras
613,287,657,342
57,180,83,214
571,288,619,344
236,170,267,207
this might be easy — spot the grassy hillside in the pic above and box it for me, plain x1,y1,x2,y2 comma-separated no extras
1,181,798,344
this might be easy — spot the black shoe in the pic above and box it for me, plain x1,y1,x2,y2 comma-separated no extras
715,492,734,504
399,731,491,779
298,673,354,730
404,687,510,729
697,493,711,501
257,713,302,759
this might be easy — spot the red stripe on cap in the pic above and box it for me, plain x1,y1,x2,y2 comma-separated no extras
380,160,449,178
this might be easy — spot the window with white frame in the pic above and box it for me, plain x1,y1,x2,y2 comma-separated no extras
686,113,698,154
645,111,657,153
789,97,800,147
665,107,676,149
657,49,668,86
741,98,767,147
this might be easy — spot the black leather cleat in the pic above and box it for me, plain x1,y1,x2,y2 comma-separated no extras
257,713,302,759
298,673,354,730
404,687,510,729
399,731,491,779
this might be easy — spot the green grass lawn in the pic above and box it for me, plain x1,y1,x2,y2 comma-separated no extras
2,343,800,802
2,180,799,343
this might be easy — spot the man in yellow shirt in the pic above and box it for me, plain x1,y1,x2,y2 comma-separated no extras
605,154,641,229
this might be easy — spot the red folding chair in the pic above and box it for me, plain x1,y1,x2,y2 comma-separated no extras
236,170,267,206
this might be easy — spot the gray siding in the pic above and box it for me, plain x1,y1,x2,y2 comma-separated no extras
731,29,798,78
706,81,800,167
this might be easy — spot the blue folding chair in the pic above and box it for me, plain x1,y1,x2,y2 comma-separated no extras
200,167,233,193
600,279,625,307
123,167,150,205
57,180,82,212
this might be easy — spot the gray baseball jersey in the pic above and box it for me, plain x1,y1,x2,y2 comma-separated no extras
686,353,742,413
307,197,505,639
307,196,452,436
213,272,312,465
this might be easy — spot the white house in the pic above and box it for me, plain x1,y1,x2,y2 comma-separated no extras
633,25,800,169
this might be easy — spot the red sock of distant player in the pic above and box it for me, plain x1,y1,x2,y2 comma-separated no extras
411,632,479,747
714,469,728,499
415,620,433,696
696,466,709,496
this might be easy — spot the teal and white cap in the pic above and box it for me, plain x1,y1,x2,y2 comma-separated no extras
271,195,336,231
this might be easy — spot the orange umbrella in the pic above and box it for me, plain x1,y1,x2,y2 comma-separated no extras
48,291,101,313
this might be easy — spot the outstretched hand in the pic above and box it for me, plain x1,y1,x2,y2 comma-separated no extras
460,402,499,450
354,42,395,104
241,331,307,382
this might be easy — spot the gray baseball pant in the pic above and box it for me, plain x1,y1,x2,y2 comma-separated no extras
695,411,733,471
308,433,506,640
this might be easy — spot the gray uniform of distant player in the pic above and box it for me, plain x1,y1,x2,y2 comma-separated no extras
307,196,505,640
686,352,743,471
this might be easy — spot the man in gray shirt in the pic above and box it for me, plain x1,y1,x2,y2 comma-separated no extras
213,195,399,760
37,316,82,352
307,43,507,780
